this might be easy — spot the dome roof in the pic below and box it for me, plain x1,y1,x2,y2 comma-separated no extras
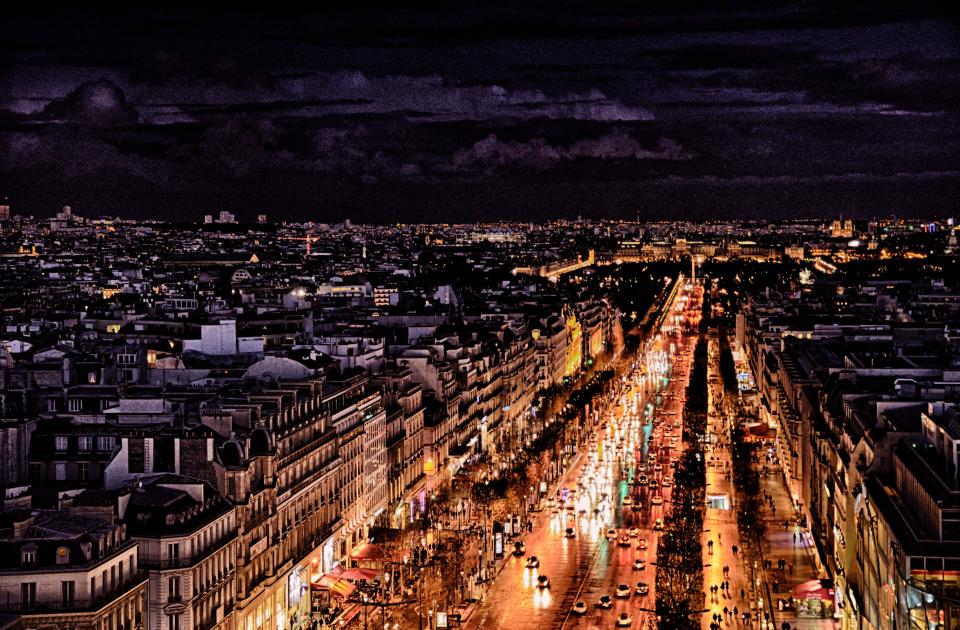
243,356,311,381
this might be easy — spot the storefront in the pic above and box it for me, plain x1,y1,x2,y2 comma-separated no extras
287,565,310,629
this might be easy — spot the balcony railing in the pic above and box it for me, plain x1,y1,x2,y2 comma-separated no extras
2,571,146,614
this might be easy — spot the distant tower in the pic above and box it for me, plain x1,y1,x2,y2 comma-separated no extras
362,245,367,259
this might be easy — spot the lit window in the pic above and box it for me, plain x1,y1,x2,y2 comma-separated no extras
55,436,68,451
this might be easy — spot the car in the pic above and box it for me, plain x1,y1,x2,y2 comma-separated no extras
566,503,575,510
653,518,664,531
512,541,525,556
606,528,618,540
637,538,648,550
525,556,539,569
654,464,663,472
617,612,633,626
629,527,639,538
615,583,631,598
651,494,664,505
662,478,672,488
637,474,648,486
635,582,650,596
618,535,632,547
537,575,550,589
598,595,613,609
633,558,645,570
572,601,588,615
564,527,576,539
622,496,632,506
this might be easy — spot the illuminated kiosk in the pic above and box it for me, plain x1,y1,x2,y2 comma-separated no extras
794,579,836,618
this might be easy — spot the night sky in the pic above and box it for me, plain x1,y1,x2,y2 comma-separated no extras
1,5,958,223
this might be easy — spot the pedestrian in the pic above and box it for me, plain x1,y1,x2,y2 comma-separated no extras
732,544,738,555
724,606,729,619
734,605,739,618
793,532,797,544
740,588,746,601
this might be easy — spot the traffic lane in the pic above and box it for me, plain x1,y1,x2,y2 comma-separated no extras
466,510,604,629
467,433,627,630
565,530,656,629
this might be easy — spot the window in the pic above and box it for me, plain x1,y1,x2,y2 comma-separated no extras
167,613,182,630
168,576,181,602
167,543,180,561
55,435,68,451
55,462,66,481
78,462,89,482
21,547,36,566
128,437,145,473
98,435,116,451
68,398,82,412
78,436,92,451
21,582,36,608
56,545,70,564
60,580,75,607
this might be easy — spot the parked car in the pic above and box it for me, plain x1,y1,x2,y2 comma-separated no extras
635,582,650,596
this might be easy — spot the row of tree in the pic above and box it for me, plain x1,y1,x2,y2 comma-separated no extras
655,337,709,628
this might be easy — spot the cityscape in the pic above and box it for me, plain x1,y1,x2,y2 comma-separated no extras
1,6,959,630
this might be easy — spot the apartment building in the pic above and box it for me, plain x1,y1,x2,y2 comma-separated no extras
0,510,146,630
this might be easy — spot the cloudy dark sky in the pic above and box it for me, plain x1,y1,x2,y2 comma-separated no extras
1,4,958,222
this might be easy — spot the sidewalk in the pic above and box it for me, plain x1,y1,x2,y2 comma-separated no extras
752,463,838,630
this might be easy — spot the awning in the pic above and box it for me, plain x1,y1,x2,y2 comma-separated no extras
312,574,357,599
745,422,775,438
794,579,835,600
349,542,385,561
341,568,380,580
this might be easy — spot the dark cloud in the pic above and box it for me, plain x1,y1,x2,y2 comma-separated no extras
39,79,139,127
451,131,690,172
0,5,957,220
